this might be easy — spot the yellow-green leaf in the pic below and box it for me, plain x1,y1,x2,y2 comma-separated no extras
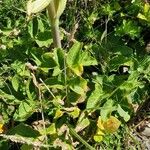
27,0,52,16
144,3,150,13
46,123,56,135
137,13,147,21
40,123,56,135
70,64,83,76
54,0,67,18
69,107,80,119
97,128,105,136
93,135,103,142
54,109,64,119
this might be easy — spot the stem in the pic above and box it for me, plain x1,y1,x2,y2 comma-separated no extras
47,3,61,48
51,19,61,48
67,124,95,150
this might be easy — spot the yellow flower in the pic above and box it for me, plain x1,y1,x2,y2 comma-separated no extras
97,117,105,130
0,124,4,134
103,116,121,133
94,116,121,142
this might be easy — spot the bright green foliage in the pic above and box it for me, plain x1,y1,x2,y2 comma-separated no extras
0,0,150,149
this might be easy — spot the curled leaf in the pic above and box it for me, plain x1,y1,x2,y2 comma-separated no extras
54,0,67,18
27,0,52,16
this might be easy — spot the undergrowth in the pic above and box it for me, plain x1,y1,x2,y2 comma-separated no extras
0,0,150,149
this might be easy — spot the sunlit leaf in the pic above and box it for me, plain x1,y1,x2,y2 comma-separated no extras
75,117,90,132
67,41,82,67
100,99,116,121
93,135,103,142
54,109,64,119
79,51,98,66
69,107,80,119
13,101,36,121
40,123,56,135
117,105,130,122
70,64,83,76
69,77,88,95
137,13,147,21
144,3,150,13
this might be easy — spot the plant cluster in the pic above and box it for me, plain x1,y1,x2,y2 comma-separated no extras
0,0,149,149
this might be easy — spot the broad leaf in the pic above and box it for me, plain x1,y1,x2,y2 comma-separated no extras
12,75,20,92
8,123,40,137
36,31,53,47
117,104,130,122
41,52,57,70
76,112,90,132
67,41,82,67
13,101,36,121
100,99,116,121
0,89,20,105
86,83,103,109
69,77,88,95
80,51,98,66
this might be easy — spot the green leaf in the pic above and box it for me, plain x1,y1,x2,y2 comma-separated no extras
13,101,36,121
0,89,20,105
100,99,116,121
80,51,98,66
12,75,20,92
67,41,84,75
86,84,103,109
67,41,82,67
115,20,141,39
28,17,38,38
69,107,80,119
25,78,34,101
44,77,64,89
40,123,56,135
54,48,65,70
137,13,147,21
53,48,65,76
38,19,45,32
21,144,33,150
117,104,130,122
93,135,103,142
8,123,40,138
76,113,90,132
41,52,57,70
36,31,53,47
112,45,133,56
69,77,87,95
